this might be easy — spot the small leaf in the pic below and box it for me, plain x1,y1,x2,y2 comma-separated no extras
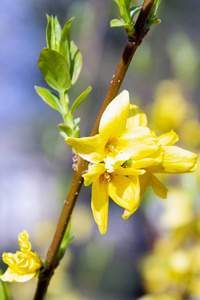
130,6,142,21
72,127,80,138
110,19,125,27
38,48,71,91
70,41,82,85
59,17,74,69
0,278,9,300
57,218,75,262
53,16,62,51
46,14,52,48
148,0,162,20
35,86,62,112
114,0,132,24
46,15,62,51
71,86,92,116
58,123,73,137
74,117,81,128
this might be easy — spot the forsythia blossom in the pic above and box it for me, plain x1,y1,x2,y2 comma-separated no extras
0,230,41,282
66,90,198,234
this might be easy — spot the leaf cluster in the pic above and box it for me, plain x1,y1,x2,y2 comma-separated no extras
110,0,162,36
36,15,91,138
148,0,162,26
110,0,142,35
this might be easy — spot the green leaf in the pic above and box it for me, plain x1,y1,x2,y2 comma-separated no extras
71,86,92,116
130,6,142,21
38,48,71,91
148,0,162,20
73,117,81,128
35,86,62,112
72,126,80,138
46,15,62,51
70,41,82,85
0,279,9,300
57,218,75,262
58,123,73,137
110,19,125,28
46,15,52,49
114,0,131,24
59,17,74,70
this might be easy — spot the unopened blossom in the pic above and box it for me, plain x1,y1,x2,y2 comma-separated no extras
0,231,41,282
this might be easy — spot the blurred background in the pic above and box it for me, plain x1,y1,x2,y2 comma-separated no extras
0,0,200,299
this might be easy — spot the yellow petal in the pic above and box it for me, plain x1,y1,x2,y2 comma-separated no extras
126,104,147,128
122,175,141,220
99,90,130,139
0,267,35,282
66,134,106,163
83,163,106,186
18,230,31,253
162,146,197,173
91,178,109,234
150,174,168,199
139,172,151,199
116,166,145,176
2,251,41,275
158,130,179,146
108,174,136,211
118,127,159,159
130,148,163,169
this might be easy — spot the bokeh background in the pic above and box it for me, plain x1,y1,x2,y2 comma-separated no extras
0,0,200,299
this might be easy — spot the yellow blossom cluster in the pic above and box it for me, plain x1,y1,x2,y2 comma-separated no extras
66,90,198,234
140,232,200,299
0,231,41,283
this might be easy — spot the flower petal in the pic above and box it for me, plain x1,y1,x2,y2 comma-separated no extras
118,127,159,159
99,90,130,139
150,174,168,199
83,163,106,186
66,134,105,163
116,166,145,175
108,174,137,211
91,178,109,234
139,172,151,199
122,175,141,220
18,230,31,253
162,146,198,173
130,148,163,169
0,268,35,282
149,146,198,173
158,130,179,146
126,104,147,129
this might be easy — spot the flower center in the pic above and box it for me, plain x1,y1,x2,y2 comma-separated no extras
100,172,112,183
105,138,118,155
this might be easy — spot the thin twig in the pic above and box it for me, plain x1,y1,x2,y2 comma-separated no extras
33,0,155,298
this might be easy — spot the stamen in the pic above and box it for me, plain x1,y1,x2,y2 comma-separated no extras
105,143,115,151
100,172,112,183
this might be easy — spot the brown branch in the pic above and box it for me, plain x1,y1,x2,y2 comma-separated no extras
33,0,155,299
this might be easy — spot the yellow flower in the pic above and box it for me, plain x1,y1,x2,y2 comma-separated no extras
65,89,197,230
122,107,197,220
0,231,41,282
66,90,160,172
83,162,145,234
